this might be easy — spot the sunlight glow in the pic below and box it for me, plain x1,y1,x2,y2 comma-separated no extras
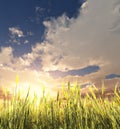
14,82,50,99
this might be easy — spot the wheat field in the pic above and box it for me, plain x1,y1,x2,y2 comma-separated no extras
0,82,120,129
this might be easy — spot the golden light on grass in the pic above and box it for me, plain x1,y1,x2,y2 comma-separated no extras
12,75,55,99
0,78,120,128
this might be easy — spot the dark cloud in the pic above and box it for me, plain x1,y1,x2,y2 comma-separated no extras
105,74,120,79
49,65,100,78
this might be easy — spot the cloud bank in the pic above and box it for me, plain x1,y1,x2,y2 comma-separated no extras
32,0,120,85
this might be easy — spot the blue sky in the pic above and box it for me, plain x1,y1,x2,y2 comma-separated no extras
0,0,84,56
0,0,120,96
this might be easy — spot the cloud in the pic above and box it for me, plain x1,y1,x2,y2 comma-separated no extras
1,0,120,97
35,6,45,23
9,27,24,38
0,47,33,70
8,27,24,44
40,0,120,75
35,7,45,16
27,31,34,36
0,47,13,66
24,40,29,44
49,65,100,78
105,74,120,79
0,47,58,96
22,0,120,87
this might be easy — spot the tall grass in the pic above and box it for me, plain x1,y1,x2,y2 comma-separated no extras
0,83,120,129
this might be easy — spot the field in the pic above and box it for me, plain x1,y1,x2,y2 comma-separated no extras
0,83,120,129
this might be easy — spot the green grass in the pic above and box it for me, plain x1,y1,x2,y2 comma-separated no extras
0,83,120,129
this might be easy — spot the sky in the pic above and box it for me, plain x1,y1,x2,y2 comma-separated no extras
0,0,120,97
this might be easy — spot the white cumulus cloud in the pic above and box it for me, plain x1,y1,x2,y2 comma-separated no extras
27,0,120,82
9,27,24,38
